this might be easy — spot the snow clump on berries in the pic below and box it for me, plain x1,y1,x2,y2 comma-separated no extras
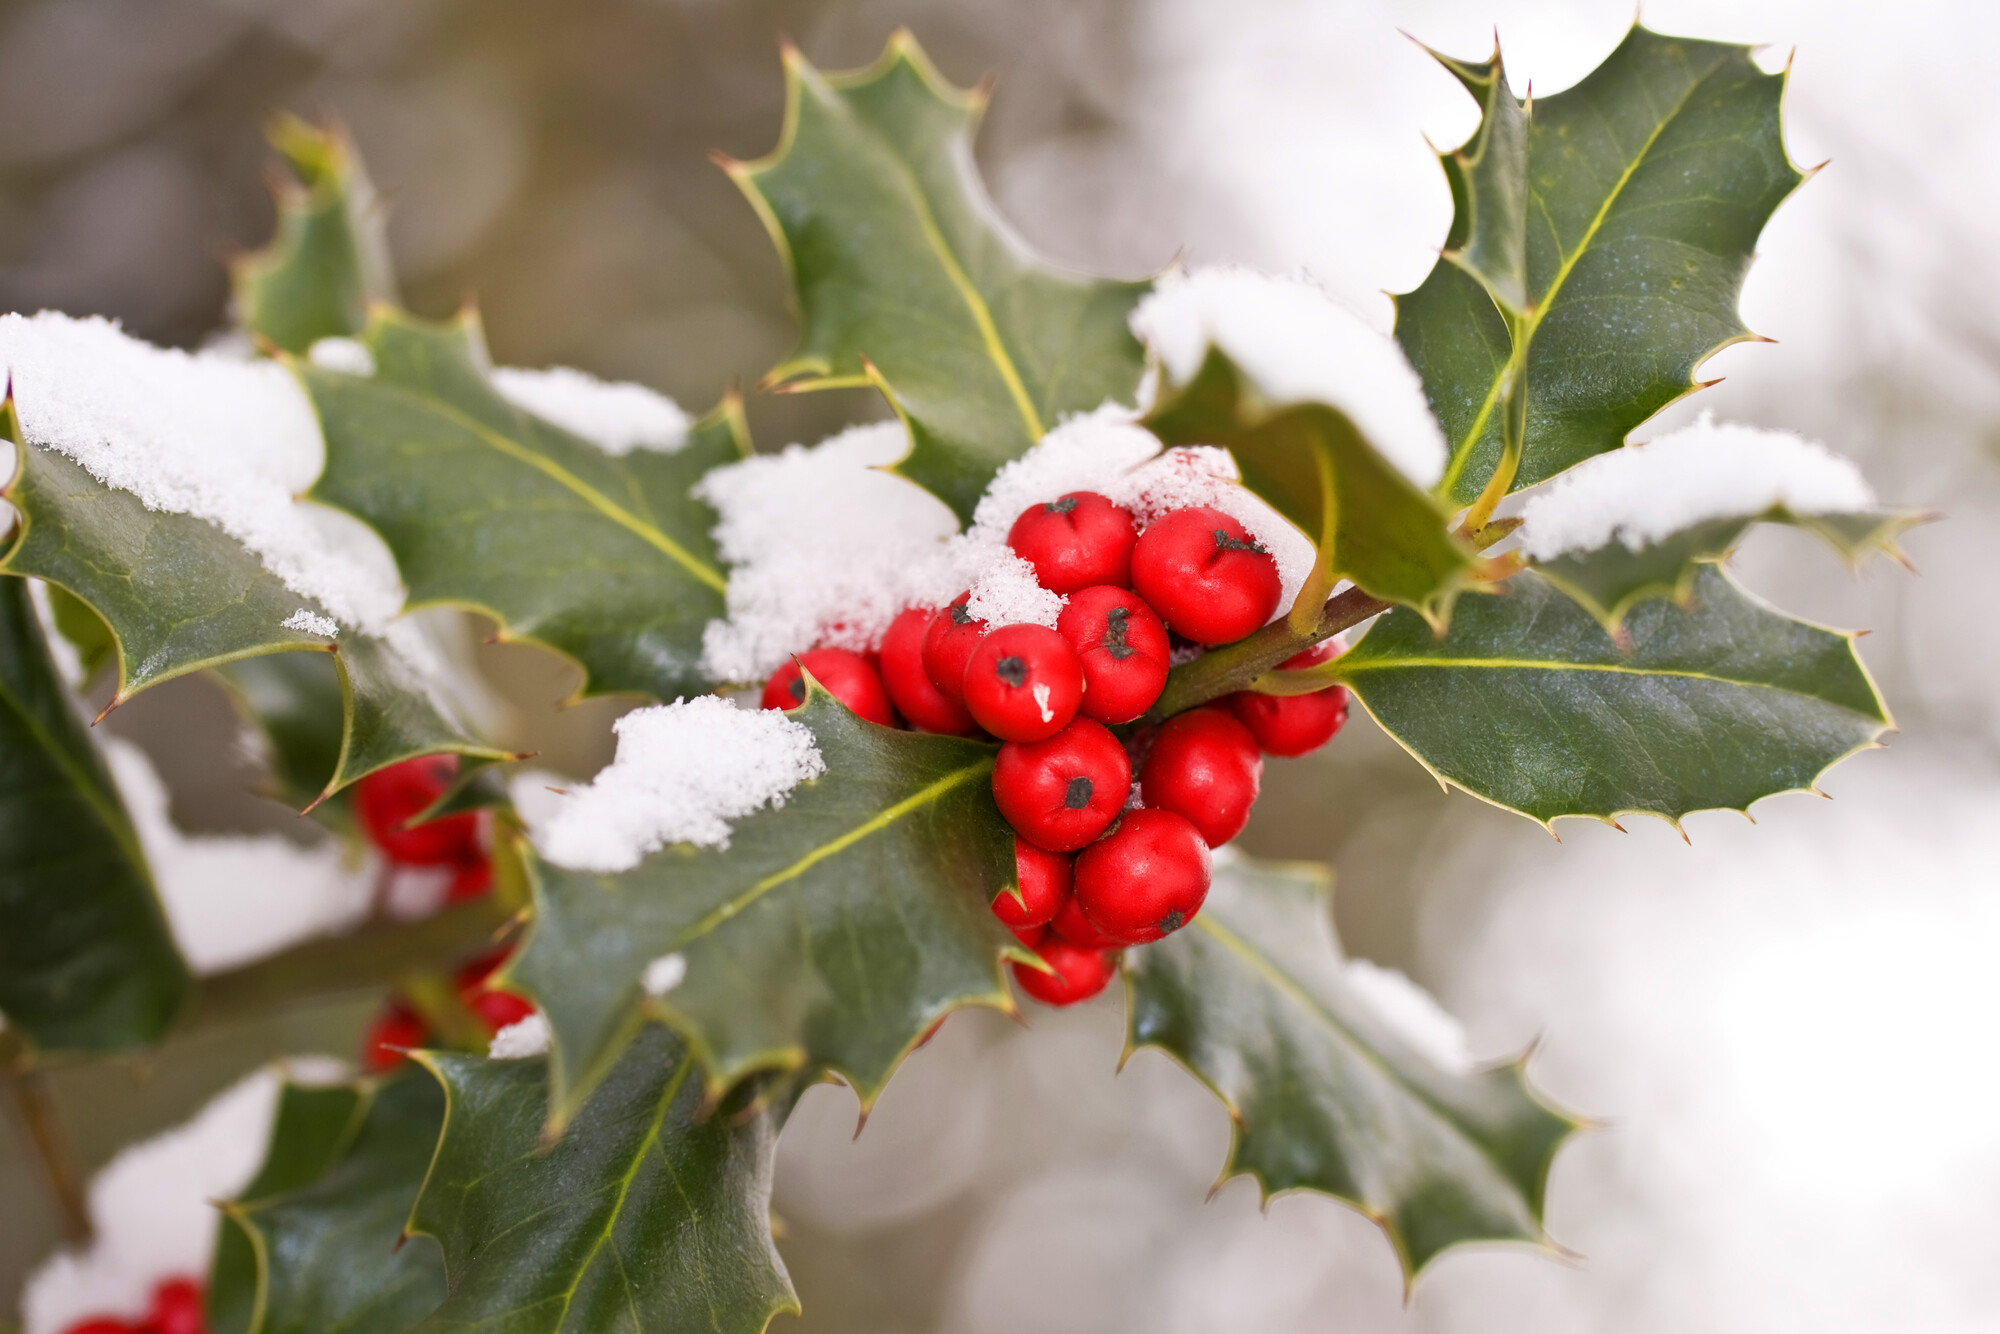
490,364,692,455
22,1059,345,1334
1518,414,1878,560
104,739,376,973
531,694,826,872
1129,266,1448,488
488,1011,554,1059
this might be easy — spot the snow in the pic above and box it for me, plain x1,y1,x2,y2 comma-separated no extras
643,952,688,996
488,1012,552,1059
1342,958,1473,1074
1129,267,1448,488
20,1058,346,1334
490,365,691,456
529,695,826,873
1518,416,1878,561
306,336,374,376
696,410,1317,681
281,607,338,638
104,739,376,974
0,312,405,634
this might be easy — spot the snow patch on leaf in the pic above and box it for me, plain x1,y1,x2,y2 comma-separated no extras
643,952,688,996
1519,416,1877,560
531,695,826,873
1342,958,1473,1075
1130,267,1447,488
307,336,375,376
281,607,339,638
104,738,376,973
20,1059,344,1334
488,1012,552,1059
489,365,691,456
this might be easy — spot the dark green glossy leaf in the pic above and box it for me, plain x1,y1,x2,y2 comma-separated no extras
1430,44,1530,312
1397,27,1803,504
1331,567,1889,825
1,429,503,804
301,311,743,699
232,115,397,355
0,574,187,1051
1144,346,1470,622
729,32,1147,524
213,652,348,812
213,1072,448,1334
409,1026,797,1333
517,683,1020,1125
1127,853,1575,1276
1531,506,1926,631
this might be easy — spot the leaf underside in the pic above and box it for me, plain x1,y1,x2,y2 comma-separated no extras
1530,506,1925,631
515,684,1020,1125
733,32,1148,524
1333,566,1889,825
1397,26,1804,504
1125,853,1575,1276
411,1027,797,1334
0,575,187,1051
302,311,743,701
1144,346,1471,620
211,1072,448,1334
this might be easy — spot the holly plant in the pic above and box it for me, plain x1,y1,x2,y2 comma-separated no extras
0,25,1917,1334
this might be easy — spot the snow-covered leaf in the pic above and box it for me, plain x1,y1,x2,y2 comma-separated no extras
232,115,397,356
210,1072,447,1334
301,310,743,700
1397,27,1803,504
727,31,1148,524
1330,567,1890,826
1143,343,1470,622
1126,853,1574,1276
0,409,503,804
408,1025,797,1333
515,683,1020,1124
0,574,187,1052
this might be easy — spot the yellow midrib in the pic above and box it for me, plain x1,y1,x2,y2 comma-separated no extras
1438,63,1717,498
1338,655,1834,698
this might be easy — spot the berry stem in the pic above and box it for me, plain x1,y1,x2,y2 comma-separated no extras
1146,585,1389,720
7,1066,92,1244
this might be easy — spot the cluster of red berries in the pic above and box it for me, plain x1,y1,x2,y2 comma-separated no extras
762,492,1350,1008
349,755,535,1070
60,1277,202,1334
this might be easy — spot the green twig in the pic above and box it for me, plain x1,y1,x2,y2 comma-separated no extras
8,1069,91,1244
1147,585,1391,720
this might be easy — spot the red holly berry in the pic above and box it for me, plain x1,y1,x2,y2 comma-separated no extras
921,592,989,707
761,647,895,726
1008,922,1049,950
59,1320,138,1334
1226,641,1351,757
1011,937,1118,1006
1056,585,1170,724
147,1278,204,1334
996,837,1073,930
446,856,493,902
454,943,517,993
992,718,1130,851
1074,809,1212,944
1006,491,1139,594
879,606,979,735
469,988,537,1034
1138,707,1263,847
354,755,481,865
1049,894,1125,950
1129,506,1281,645
362,1002,427,1072
962,624,1083,742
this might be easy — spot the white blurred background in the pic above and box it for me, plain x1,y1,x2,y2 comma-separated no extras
3,0,1997,1328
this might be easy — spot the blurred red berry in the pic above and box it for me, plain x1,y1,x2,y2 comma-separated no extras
761,647,895,726
1011,937,1117,1006
147,1278,204,1334
1226,641,1351,757
878,607,980,735
354,755,481,865
1049,894,1125,951
469,988,536,1034
362,1003,427,1072
1139,707,1263,847
995,837,1073,930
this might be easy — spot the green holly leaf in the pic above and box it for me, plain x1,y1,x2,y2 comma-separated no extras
1397,27,1804,504
1530,506,1926,632
516,683,1020,1125
727,31,1148,524
1,414,504,804
1144,346,1471,622
409,1025,798,1333
213,653,349,813
301,311,744,699
41,580,113,683
1430,43,1530,313
0,574,187,1052
1126,852,1575,1276
211,1072,448,1334
1330,566,1890,826
232,115,398,355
